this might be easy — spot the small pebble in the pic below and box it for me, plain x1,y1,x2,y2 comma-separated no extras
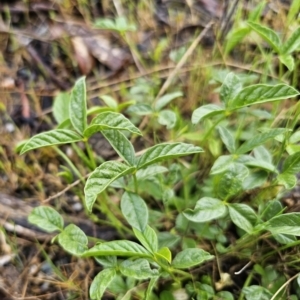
5,123,15,133
72,202,83,212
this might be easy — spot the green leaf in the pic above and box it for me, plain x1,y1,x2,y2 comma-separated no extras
236,128,287,154
115,16,136,31
228,203,257,233
145,277,159,300
126,103,153,116
287,0,300,24
183,197,227,223
154,91,183,111
279,54,294,71
84,112,142,137
90,268,116,300
217,126,236,153
278,152,300,189
95,256,117,268
83,240,151,258
216,291,234,300
155,247,172,263
274,233,296,245
158,232,181,249
136,165,168,180
243,156,277,173
253,146,272,163
120,258,159,279
58,224,88,256
20,129,82,154
100,95,118,109
121,192,148,231
215,163,249,199
220,72,242,106
225,27,250,55
229,84,299,109
289,131,300,144
242,170,268,190
53,92,70,124
267,213,300,236
137,142,203,169
102,130,136,166
158,109,177,129
248,21,281,52
248,2,267,21
70,77,87,134
28,206,64,232
210,155,235,174
84,162,135,212
242,285,273,300
171,248,214,269
278,173,296,189
192,104,224,124
282,27,300,54
133,225,158,253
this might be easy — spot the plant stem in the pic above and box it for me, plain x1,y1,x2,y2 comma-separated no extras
238,270,254,300
85,141,97,170
54,146,84,182
133,174,138,194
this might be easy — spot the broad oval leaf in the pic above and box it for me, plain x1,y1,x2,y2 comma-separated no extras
192,104,224,124
154,91,183,111
90,268,116,300
53,92,70,124
183,197,227,223
100,95,118,109
58,224,88,256
228,203,257,234
217,126,236,154
121,192,148,231
278,173,297,189
84,161,135,212
172,248,214,269
95,256,117,268
158,109,177,129
215,163,249,199
243,285,273,300
267,213,300,236
282,27,300,54
278,152,300,189
279,54,294,72
84,112,142,137
70,77,87,134
20,129,82,154
120,258,159,279
248,21,281,52
220,72,242,105
102,129,136,166
126,103,153,116
229,84,299,109
236,128,287,154
243,156,277,173
133,225,158,253
83,240,151,258
136,165,168,180
253,146,272,163
28,206,64,232
155,247,172,264
225,27,250,55
242,170,268,190
210,155,235,174
137,142,203,169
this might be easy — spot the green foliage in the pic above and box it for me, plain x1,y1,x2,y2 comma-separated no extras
21,62,300,300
